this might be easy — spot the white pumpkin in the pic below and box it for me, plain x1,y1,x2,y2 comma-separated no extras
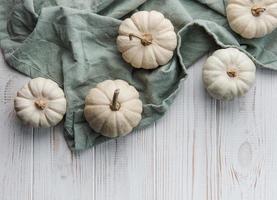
84,80,143,138
116,10,177,69
227,0,277,39
202,48,256,101
14,77,67,127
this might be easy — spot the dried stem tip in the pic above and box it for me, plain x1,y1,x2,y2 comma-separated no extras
110,89,121,111
35,99,47,110
227,69,237,78
251,5,266,17
129,33,153,46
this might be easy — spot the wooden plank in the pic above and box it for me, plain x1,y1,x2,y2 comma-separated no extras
0,51,33,200
32,124,97,200
217,68,277,200
33,125,73,200
72,139,95,200
94,127,155,200
154,57,218,200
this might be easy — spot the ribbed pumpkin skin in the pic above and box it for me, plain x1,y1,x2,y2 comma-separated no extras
227,0,277,39
117,10,177,69
202,48,256,101
84,80,143,138
14,77,67,128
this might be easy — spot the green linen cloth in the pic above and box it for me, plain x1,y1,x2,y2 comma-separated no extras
0,0,276,150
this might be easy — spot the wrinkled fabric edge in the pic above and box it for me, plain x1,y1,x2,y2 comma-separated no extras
181,19,277,70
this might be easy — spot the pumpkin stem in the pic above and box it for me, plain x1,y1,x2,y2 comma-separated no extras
251,5,266,17
129,33,152,46
110,89,121,111
35,99,47,110
227,69,237,78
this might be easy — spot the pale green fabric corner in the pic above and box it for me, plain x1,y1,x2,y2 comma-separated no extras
0,0,276,150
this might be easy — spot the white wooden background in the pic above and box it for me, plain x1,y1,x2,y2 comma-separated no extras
1,48,277,200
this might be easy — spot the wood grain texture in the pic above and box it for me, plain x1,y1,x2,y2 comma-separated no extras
217,68,277,200
1,48,277,200
0,51,33,200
